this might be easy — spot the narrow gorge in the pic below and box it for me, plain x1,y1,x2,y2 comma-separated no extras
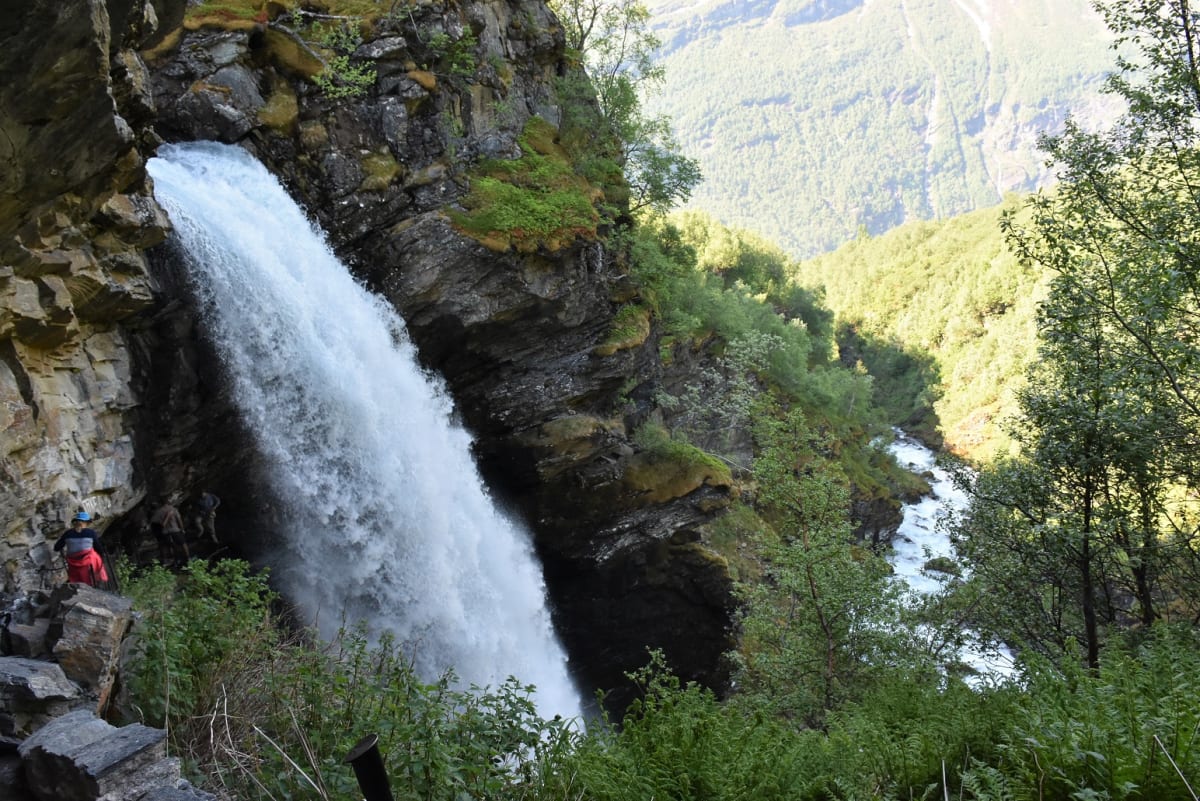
1,0,740,710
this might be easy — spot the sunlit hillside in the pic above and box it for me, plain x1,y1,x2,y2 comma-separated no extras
644,0,1119,257
790,196,1046,460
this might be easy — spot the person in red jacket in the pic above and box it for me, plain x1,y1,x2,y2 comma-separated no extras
54,511,109,587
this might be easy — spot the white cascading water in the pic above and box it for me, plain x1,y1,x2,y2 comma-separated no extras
147,141,582,721
887,432,1015,682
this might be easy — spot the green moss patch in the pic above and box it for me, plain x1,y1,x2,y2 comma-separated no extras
359,150,402,191
539,414,609,443
185,0,406,26
263,27,325,79
624,423,733,504
595,304,651,357
257,81,299,132
184,1,270,29
449,118,601,253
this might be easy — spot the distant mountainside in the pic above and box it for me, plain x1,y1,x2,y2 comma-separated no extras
645,0,1119,257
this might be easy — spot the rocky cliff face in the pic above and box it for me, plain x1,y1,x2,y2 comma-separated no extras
1,0,736,705
0,0,174,590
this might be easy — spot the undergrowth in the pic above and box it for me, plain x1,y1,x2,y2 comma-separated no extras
118,561,1200,801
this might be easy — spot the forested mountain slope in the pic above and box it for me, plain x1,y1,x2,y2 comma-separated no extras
790,197,1044,460
644,0,1118,257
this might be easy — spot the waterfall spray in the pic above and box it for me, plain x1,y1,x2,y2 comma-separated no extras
148,141,582,720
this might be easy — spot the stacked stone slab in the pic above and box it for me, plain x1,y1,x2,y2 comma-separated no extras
0,584,214,800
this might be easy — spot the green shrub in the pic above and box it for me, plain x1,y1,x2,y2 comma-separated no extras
122,559,278,729
972,626,1200,801
312,23,376,98
544,653,824,801
123,559,579,800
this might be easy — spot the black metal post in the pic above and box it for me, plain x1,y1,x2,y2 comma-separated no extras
345,733,394,801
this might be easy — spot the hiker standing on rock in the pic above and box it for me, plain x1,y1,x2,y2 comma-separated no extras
54,511,109,588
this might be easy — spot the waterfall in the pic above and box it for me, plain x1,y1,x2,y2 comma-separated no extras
147,141,582,721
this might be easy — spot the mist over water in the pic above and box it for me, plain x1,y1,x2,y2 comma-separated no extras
148,141,582,721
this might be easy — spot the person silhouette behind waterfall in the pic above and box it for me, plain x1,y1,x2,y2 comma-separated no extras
150,498,189,566
54,511,109,588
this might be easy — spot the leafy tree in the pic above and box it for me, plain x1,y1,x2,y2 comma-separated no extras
732,403,912,726
1011,0,1200,457
550,0,701,213
956,0,1200,667
994,0,1200,627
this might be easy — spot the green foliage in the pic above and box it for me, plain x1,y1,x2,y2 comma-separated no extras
623,213,916,541
124,563,1200,801
314,58,376,99
963,626,1200,801
657,330,786,464
123,560,277,728
311,24,376,98
425,28,479,77
122,560,576,800
733,403,915,726
545,653,823,801
792,199,1046,459
956,0,1200,663
549,0,701,214
817,675,1019,798
632,216,819,384
450,118,601,250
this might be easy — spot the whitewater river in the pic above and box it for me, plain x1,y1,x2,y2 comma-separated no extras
887,433,1016,682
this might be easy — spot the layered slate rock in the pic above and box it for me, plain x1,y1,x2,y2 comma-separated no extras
0,0,178,593
18,708,198,801
47,584,134,714
0,658,81,738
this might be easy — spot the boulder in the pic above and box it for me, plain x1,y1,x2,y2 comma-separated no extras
18,708,177,801
47,585,134,713
4,620,51,660
0,657,82,738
